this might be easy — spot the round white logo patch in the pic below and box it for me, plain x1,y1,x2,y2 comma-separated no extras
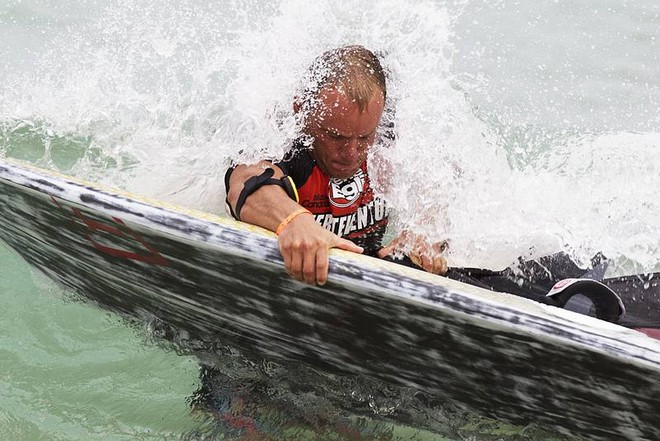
328,169,365,208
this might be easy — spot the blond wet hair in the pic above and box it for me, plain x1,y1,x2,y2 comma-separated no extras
299,45,386,113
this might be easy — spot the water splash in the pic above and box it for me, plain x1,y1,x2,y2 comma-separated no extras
1,0,659,273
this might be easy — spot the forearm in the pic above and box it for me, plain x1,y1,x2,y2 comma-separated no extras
227,162,365,285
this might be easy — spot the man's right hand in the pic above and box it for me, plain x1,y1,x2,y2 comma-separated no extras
277,212,363,285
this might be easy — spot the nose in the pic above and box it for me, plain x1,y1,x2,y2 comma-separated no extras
342,138,360,161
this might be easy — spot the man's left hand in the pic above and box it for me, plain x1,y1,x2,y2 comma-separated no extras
377,231,448,275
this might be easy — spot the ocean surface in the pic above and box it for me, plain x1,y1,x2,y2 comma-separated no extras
1,0,659,439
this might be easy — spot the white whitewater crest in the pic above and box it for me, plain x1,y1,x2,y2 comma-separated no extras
1,0,659,274
524,131,660,274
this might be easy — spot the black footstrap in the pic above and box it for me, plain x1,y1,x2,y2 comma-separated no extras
546,278,625,323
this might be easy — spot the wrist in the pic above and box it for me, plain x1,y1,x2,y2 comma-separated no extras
276,208,312,235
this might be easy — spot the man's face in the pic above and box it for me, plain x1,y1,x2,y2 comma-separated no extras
305,87,384,180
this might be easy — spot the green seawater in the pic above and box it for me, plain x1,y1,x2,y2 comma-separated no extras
0,244,202,440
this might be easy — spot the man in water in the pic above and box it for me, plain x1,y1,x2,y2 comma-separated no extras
225,45,448,285
224,44,631,325
202,45,448,438
216,44,634,438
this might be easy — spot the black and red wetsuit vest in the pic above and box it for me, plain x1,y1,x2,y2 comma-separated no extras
274,146,388,256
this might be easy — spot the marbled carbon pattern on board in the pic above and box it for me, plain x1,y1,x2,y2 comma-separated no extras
1,160,660,440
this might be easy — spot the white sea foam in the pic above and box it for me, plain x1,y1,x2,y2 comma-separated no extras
1,0,659,273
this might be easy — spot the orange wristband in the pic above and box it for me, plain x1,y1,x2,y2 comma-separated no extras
276,208,312,235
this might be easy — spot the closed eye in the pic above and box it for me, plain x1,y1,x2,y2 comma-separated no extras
323,129,374,141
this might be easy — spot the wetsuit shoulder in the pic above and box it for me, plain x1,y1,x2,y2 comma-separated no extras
274,144,315,189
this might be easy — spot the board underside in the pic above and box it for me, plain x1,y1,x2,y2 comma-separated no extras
1,159,659,439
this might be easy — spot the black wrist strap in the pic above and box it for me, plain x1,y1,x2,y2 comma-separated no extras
233,168,299,220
